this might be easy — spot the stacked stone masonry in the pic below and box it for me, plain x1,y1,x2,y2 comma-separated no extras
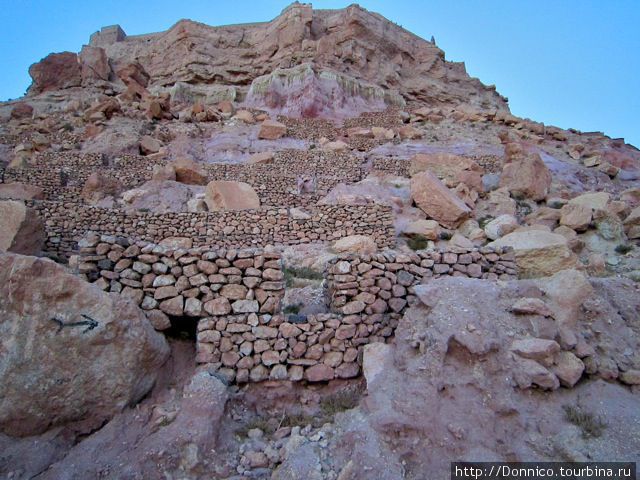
30,201,395,258
4,150,366,207
326,246,518,317
77,234,395,383
371,154,504,177
196,311,395,383
78,234,286,324
4,152,159,201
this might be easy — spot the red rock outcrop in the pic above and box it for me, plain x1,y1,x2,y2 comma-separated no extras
26,4,509,117
28,52,81,95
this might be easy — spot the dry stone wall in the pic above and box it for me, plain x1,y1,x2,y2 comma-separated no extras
203,151,365,207
77,233,285,325
77,233,395,384
4,152,159,201
4,150,366,207
196,311,395,383
326,246,517,317
31,201,395,258
371,154,503,177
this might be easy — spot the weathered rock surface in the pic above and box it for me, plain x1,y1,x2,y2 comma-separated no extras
28,52,81,95
80,171,123,204
411,171,471,228
43,4,508,115
0,252,169,437
0,182,44,201
409,153,482,189
332,235,377,255
204,180,260,211
173,157,208,185
500,152,552,201
0,201,45,255
489,230,577,278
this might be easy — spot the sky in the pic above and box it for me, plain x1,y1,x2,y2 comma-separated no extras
1,1,638,146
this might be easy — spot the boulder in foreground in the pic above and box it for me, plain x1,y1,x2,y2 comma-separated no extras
0,252,169,437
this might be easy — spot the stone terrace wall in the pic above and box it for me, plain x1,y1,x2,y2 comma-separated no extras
77,234,285,327
203,150,365,207
196,311,394,383
326,246,517,317
4,152,159,201
31,201,395,258
77,234,395,384
4,150,366,207
371,154,504,177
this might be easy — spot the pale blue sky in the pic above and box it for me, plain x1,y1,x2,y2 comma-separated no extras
1,1,638,146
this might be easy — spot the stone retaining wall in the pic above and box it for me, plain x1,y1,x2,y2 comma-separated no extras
196,311,395,383
371,154,504,177
326,246,517,317
4,150,365,207
4,152,159,201
31,201,395,258
77,234,285,329
77,234,395,384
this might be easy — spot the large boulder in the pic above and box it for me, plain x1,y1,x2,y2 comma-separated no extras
623,206,640,239
173,157,208,185
28,52,81,95
488,230,577,278
0,182,44,201
568,192,610,210
204,180,260,211
79,45,111,84
409,153,482,189
0,201,45,255
332,235,377,255
139,135,162,155
410,171,471,228
0,253,169,437
402,219,440,240
116,61,150,99
80,172,122,204
499,152,551,201
258,119,287,140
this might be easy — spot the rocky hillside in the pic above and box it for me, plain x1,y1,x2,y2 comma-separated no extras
23,3,507,118
0,2,639,479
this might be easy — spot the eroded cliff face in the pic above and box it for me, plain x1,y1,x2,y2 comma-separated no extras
26,3,508,117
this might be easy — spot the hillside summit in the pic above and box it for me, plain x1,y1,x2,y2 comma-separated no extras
0,3,639,479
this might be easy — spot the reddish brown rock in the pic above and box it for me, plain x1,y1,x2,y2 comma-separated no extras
79,45,111,84
173,157,208,185
304,364,335,382
258,120,287,140
0,201,45,256
28,52,81,95
9,103,33,120
0,252,169,437
410,171,471,228
499,152,551,201
409,153,482,188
